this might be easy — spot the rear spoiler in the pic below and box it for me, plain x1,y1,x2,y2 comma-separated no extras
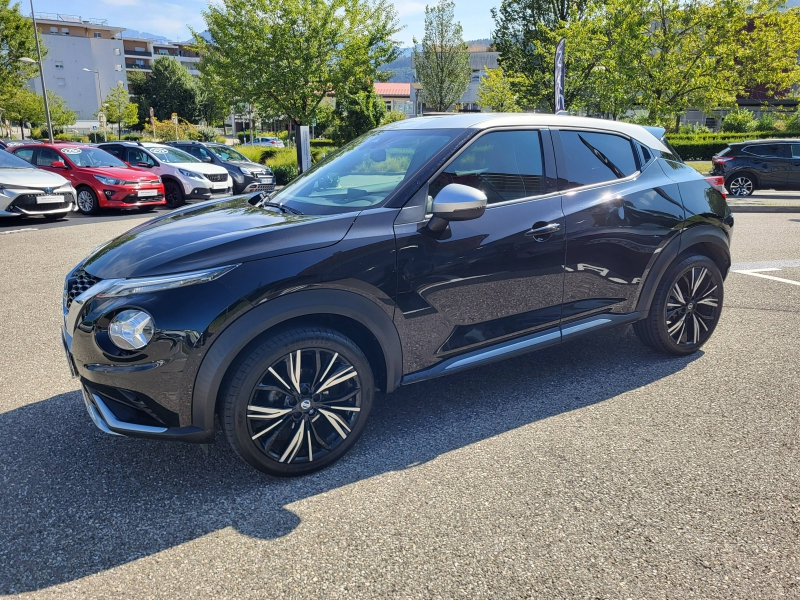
642,126,666,140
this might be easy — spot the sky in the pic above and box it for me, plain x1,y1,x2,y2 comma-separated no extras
28,0,495,46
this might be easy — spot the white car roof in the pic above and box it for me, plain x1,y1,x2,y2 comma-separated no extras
381,113,670,153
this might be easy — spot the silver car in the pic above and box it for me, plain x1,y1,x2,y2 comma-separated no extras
0,149,76,219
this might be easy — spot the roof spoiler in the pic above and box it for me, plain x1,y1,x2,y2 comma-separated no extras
642,125,666,141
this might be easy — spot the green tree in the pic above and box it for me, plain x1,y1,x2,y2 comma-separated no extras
476,67,522,112
139,57,200,122
196,0,401,168
412,0,471,112
330,84,386,145
4,87,42,137
0,0,42,107
104,82,139,139
45,90,77,129
127,70,150,129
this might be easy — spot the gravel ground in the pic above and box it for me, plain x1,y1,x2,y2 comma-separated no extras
0,213,798,598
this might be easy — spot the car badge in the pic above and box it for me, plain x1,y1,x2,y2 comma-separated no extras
44,187,53,194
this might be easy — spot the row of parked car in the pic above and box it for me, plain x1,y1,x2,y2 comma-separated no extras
0,139,276,220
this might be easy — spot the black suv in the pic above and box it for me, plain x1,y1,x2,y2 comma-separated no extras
165,140,275,194
710,138,800,196
61,115,732,477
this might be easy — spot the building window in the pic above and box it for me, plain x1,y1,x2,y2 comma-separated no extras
135,59,145,66
50,26,58,34
61,28,69,35
54,61,64,69
57,78,66,86
114,48,121,55
94,32,102,38
384,101,392,111
135,46,145,52
158,49,168,55
115,64,122,71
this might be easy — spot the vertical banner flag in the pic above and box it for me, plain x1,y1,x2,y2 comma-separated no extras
554,37,566,113
299,126,312,174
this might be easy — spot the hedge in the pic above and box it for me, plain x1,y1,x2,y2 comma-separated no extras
669,130,800,161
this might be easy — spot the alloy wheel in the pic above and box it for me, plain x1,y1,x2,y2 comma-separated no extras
77,190,95,212
247,348,362,465
665,266,720,347
727,176,753,196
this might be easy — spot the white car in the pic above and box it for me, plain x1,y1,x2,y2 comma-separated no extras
98,141,233,208
249,137,285,148
0,149,75,219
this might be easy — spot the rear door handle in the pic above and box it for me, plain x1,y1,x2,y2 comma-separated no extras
525,222,561,238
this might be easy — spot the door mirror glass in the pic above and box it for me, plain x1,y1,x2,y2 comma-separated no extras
50,160,66,168
429,183,487,230
202,155,213,163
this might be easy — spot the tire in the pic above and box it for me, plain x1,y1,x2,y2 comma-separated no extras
221,326,374,477
634,254,724,356
164,181,185,208
726,173,756,197
76,187,100,215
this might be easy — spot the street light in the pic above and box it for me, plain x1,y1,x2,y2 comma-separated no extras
21,1,53,143
83,68,106,141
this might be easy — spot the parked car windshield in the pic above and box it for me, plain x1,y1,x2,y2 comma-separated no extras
147,146,200,163
0,149,36,169
61,147,127,168
273,128,460,215
207,145,249,162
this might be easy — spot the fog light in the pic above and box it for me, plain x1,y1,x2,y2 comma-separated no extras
108,310,155,350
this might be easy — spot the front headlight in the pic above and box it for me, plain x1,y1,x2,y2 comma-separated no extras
239,166,252,175
96,264,238,298
178,169,206,180
94,175,124,185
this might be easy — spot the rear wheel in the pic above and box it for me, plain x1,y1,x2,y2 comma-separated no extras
164,181,185,208
634,254,724,356
76,187,100,215
726,173,756,197
222,327,374,476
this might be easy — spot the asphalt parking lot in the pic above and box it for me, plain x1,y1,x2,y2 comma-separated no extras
0,212,798,598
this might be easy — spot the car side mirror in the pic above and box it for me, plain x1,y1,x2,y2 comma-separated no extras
50,160,66,168
202,156,213,163
428,183,487,232
137,162,153,168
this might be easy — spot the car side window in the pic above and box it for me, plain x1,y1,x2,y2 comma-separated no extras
743,144,785,158
559,130,638,188
189,147,211,160
128,148,154,166
429,130,546,205
36,148,61,166
103,145,123,158
14,148,34,163
789,145,800,159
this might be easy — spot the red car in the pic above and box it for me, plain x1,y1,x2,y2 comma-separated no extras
11,143,165,215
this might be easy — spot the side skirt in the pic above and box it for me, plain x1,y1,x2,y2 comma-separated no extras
400,312,645,386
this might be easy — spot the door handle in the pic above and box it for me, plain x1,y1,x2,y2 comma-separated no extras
525,222,561,239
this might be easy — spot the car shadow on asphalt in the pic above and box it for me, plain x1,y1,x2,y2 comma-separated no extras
0,326,701,593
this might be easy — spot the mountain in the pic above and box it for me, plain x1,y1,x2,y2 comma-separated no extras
379,40,493,82
120,29,171,42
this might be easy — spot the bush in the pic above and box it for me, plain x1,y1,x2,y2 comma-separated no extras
196,126,218,142
30,127,43,139
755,112,777,131
310,138,333,147
215,135,227,144
54,133,86,142
87,132,105,143
122,134,142,141
678,123,711,135
232,145,265,163
380,111,406,125
721,109,756,133
271,164,298,185
784,113,800,132
669,140,731,161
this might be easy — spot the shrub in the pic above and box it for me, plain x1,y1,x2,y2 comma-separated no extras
232,145,265,163
310,138,333,147
678,123,711,135
30,127,43,139
196,125,218,142
271,164,298,185
122,134,142,141
774,119,786,132
215,136,227,144
54,133,86,142
784,113,800,132
381,111,406,125
669,140,731,161
721,109,756,133
87,132,105,143
755,112,777,131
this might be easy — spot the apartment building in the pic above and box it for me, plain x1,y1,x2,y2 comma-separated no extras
27,13,201,132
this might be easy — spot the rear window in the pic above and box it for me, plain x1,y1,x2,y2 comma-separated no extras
560,130,638,188
659,136,683,163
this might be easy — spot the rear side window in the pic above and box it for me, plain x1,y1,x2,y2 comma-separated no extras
102,145,124,158
13,148,34,163
36,148,61,166
559,130,638,188
743,144,785,158
790,145,800,159
430,130,546,205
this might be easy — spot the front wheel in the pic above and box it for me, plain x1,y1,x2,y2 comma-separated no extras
726,173,756,197
221,327,374,476
76,187,100,215
164,181,185,208
634,255,724,355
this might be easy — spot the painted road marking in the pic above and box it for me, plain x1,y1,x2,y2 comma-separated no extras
0,228,38,235
732,267,800,287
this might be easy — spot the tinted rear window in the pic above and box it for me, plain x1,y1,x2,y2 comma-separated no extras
560,130,638,188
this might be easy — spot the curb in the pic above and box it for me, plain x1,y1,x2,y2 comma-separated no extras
729,205,800,213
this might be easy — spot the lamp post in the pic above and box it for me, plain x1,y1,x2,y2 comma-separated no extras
83,68,106,141
20,2,53,143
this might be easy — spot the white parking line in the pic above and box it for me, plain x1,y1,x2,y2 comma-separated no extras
732,267,800,287
0,228,38,235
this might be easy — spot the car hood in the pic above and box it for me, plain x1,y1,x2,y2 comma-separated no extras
82,195,357,279
80,166,157,182
169,162,230,177
1,167,70,188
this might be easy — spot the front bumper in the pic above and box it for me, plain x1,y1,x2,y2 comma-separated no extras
186,185,234,200
0,189,76,216
98,186,165,207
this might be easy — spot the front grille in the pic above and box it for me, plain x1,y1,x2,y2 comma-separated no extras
66,269,101,309
9,192,73,212
207,174,227,182
248,183,275,192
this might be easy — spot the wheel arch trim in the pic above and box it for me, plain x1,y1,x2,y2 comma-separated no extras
635,224,731,314
190,289,403,435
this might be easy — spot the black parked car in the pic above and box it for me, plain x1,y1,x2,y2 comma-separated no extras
62,114,733,476
710,138,800,196
165,140,275,194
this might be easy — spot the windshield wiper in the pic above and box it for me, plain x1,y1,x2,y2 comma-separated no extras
261,201,303,216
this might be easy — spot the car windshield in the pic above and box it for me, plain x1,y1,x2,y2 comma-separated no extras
147,146,200,163
207,145,249,162
273,128,460,215
62,147,127,168
0,149,35,169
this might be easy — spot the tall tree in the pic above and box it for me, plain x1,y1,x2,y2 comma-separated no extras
0,0,42,107
412,0,471,112
3,87,42,137
330,84,386,145
196,0,401,167
45,90,77,130
104,82,139,139
141,57,200,122
476,67,522,112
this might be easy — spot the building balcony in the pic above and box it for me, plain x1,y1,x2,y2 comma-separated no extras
124,49,152,57
125,62,151,70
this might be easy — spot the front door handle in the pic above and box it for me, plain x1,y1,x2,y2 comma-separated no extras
526,222,561,239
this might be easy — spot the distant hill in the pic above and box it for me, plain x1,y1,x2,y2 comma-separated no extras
380,39,493,82
121,29,171,42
